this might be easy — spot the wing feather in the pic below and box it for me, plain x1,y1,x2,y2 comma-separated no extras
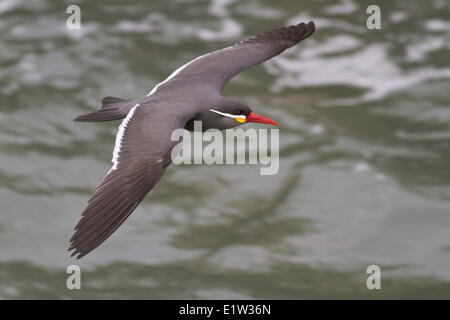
69,106,184,259
172,21,315,92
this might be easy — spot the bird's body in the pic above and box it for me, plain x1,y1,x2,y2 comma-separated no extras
70,21,315,259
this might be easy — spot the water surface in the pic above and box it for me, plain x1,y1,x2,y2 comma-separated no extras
0,0,450,299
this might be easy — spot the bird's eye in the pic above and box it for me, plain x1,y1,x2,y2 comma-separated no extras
237,110,244,115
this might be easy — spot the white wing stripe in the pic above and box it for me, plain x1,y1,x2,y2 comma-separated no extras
146,45,237,97
110,103,140,171
146,53,208,97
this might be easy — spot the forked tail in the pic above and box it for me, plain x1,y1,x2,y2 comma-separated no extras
74,96,136,122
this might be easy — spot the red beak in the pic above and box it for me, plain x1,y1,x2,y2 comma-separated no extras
246,112,278,126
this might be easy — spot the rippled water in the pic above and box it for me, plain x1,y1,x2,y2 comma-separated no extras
1,0,450,299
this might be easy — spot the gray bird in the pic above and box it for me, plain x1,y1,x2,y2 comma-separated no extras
70,21,315,259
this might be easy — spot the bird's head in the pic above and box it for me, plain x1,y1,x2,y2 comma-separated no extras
209,98,278,129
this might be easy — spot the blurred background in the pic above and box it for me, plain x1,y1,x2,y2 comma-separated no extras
1,0,450,299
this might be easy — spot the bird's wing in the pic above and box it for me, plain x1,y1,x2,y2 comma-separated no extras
69,104,185,259
168,21,315,92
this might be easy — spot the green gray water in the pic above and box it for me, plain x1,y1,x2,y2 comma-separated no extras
1,0,450,299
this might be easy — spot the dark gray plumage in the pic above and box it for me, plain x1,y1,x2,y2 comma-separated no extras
69,21,315,259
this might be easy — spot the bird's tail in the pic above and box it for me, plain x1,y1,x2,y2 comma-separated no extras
74,96,135,122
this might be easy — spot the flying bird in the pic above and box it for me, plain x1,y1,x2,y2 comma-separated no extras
69,21,316,259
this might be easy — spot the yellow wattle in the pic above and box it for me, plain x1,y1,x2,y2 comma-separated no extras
236,118,246,123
